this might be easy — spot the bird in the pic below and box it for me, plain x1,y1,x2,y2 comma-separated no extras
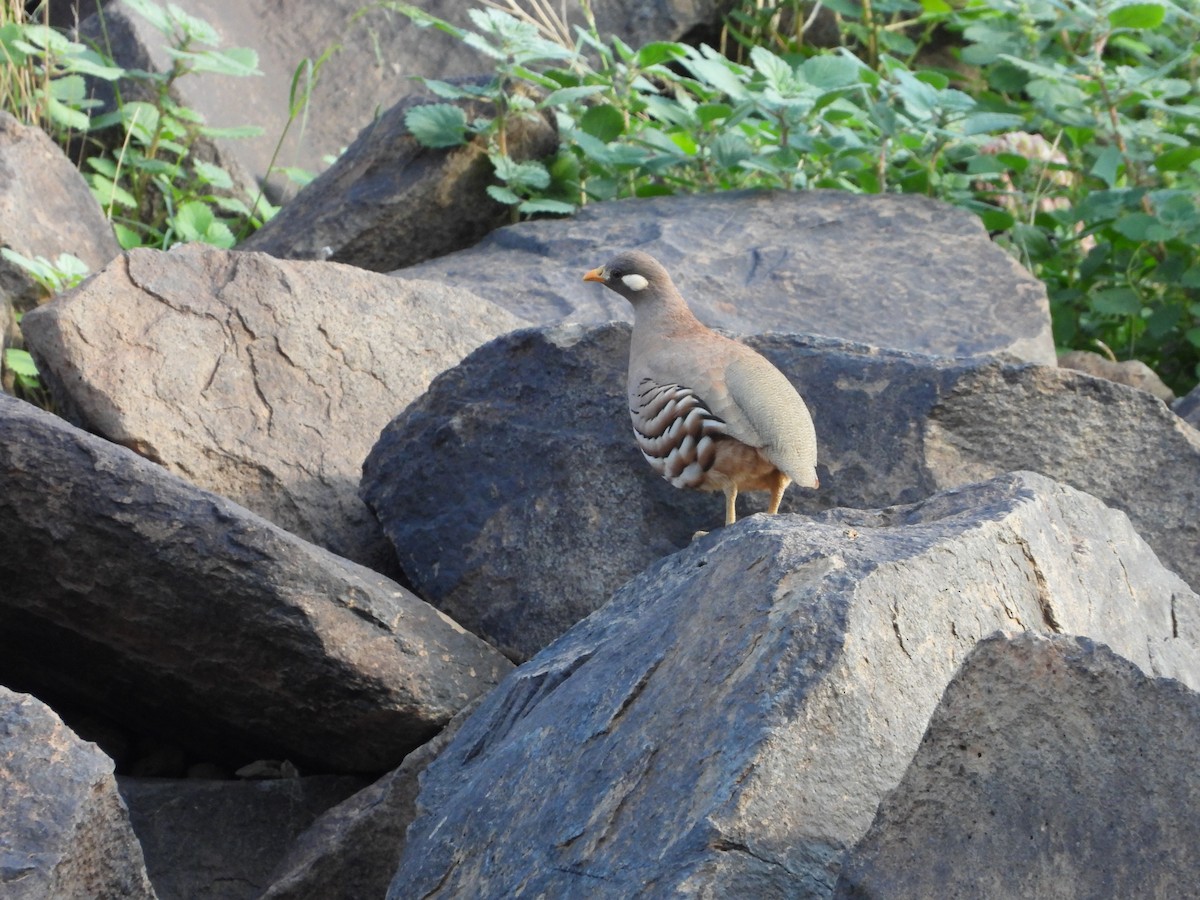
583,249,818,528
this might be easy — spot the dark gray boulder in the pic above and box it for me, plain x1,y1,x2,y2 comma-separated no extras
20,243,523,571
398,190,1055,363
119,775,367,900
0,393,512,773
0,686,156,899
835,632,1200,898
361,323,1200,660
259,700,480,900
240,89,559,271
1176,383,1200,429
387,472,1200,897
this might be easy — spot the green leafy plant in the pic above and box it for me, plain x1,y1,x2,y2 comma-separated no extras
83,0,272,249
0,248,87,406
0,0,123,133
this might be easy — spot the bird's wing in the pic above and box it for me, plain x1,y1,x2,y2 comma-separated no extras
718,349,819,487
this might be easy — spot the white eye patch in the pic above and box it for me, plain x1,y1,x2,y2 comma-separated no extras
621,273,649,291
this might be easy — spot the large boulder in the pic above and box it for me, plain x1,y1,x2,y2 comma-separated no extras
387,472,1200,896
0,110,119,320
398,190,1056,363
361,324,1200,660
0,393,512,773
119,775,367,900
20,243,523,571
0,686,156,899
240,89,559,271
835,632,1200,898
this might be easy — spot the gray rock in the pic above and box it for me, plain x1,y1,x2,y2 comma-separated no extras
1058,348,1174,401
835,632,1200,899
0,393,512,772
387,472,1200,897
82,0,728,203
0,110,119,309
361,324,1200,660
119,775,367,900
240,89,559,271
398,190,1055,363
0,686,156,900
20,243,523,571
1175,383,1200,429
259,699,480,900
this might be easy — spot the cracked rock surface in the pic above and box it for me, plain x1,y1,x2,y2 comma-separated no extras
20,243,523,571
387,472,1200,896
836,632,1200,898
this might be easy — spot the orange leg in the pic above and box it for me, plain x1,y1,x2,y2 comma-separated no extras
766,472,792,515
724,484,739,526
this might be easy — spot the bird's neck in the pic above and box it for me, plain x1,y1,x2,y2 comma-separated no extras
631,294,705,351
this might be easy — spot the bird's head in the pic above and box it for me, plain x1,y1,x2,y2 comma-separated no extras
582,250,675,304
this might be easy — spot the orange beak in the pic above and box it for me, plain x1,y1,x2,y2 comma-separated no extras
582,267,605,283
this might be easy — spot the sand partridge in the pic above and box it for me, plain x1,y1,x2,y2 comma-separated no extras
583,250,818,527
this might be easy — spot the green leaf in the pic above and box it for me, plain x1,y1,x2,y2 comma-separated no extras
4,348,40,380
192,160,233,189
542,85,606,107
1112,213,1173,242
517,198,576,216
490,155,550,190
1156,146,1200,172
404,103,468,148
635,42,687,68
1090,146,1124,189
580,104,625,142
801,54,862,90
1107,3,1165,29
172,201,215,242
45,95,90,132
1090,287,1142,316
486,184,522,205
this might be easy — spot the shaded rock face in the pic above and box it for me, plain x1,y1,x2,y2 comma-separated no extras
258,698,480,900
387,472,1200,897
361,323,1200,661
0,110,119,308
81,0,728,203
835,633,1200,898
399,190,1055,363
119,775,367,900
0,393,512,773
20,243,523,571
0,686,156,900
241,89,560,272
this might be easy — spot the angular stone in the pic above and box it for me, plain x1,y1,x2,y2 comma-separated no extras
0,110,119,309
361,324,1200,660
0,686,155,899
241,90,559,272
20,243,522,570
119,775,367,900
387,473,1200,896
0,393,512,772
399,190,1055,363
1176,384,1200,430
1058,349,1174,401
835,633,1200,898
259,700,479,900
